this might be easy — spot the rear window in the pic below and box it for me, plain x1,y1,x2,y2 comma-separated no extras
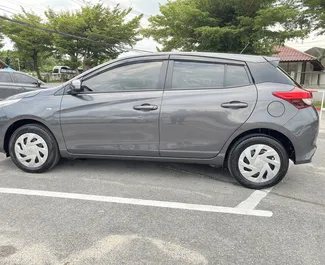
247,62,296,86
13,73,37,84
226,65,250,87
0,72,12,83
172,61,224,89
277,67,302,88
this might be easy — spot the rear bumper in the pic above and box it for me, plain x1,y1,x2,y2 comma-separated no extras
294,146,317,164
284,107,319,164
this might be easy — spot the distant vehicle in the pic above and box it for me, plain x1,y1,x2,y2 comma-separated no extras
0,70,48,100
52,66,77,74
52,66,83,74
0,52,319,189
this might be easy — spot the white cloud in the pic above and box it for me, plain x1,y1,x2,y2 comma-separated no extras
285,33,325,51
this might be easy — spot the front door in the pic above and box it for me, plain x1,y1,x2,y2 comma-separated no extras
60,58,167,156
159,56,257,158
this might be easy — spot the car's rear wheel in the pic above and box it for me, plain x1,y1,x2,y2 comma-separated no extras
227,135,289,189
9,124,60,173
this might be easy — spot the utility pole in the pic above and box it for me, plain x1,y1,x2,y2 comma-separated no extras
16,58,20,71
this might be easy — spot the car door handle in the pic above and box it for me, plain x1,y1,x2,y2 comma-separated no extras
221,101,248,109
133,104,158,111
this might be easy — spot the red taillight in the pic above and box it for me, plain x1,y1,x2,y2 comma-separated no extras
272,87,313,109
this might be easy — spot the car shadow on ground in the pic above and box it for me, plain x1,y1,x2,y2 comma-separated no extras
53,158,237,185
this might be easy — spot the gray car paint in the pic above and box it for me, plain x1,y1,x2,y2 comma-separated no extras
0,52,319,167
159,85,257,158
60,91,163,156
0,70,48,100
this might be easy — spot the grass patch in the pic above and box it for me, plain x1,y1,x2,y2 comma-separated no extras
314,102,325,108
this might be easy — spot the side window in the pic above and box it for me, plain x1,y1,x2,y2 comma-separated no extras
0,72,12,83
226,65,250,87
172,61,224,89
13,73,37,84
82,61,163,93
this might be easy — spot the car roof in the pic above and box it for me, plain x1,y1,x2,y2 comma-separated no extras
0,70,36,76
119,52,280,63
0,70,44,82
0,70,15,73
0,70,25,74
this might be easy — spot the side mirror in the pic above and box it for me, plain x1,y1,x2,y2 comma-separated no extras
33,81,42,87
70,80,83,94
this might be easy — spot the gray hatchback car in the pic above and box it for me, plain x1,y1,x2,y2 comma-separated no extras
0,52,319,189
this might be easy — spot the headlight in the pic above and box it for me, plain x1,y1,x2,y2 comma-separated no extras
0,99,22,107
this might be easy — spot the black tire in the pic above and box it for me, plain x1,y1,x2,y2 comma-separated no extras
227,134,289,189
9,124,60,173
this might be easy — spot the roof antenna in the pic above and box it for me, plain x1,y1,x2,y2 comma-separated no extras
240,42,250,54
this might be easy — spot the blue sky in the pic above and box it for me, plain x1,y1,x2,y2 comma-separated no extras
1,0,325,53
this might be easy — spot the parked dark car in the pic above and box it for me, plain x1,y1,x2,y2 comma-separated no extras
0,52,319,189
0,70,48,99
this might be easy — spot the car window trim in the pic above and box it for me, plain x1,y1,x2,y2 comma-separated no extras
81,55,169,81
75,59,168,94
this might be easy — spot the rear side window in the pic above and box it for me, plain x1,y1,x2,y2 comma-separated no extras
247,62,296,86
226,65,250,87
277,67,302,88
13,73,37,84
0,72,12,83
172,61,224,89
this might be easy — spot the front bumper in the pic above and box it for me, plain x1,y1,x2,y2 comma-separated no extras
0,108,8,153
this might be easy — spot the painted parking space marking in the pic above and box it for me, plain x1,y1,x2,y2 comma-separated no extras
236,188,272,210
0,187,273,217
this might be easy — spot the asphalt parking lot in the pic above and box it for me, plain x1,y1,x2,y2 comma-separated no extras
1,124,325,264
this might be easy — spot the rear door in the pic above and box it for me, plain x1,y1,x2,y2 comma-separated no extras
159,55,257,158
0,71,18,99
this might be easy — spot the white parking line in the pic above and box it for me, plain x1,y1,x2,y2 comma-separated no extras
235,188,273,210
0,187,273,217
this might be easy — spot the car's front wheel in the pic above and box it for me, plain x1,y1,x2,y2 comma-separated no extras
9,124,60,173
227,135,289,189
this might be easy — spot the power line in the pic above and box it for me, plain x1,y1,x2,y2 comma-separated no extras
7,0,45,12
0,5,20,13
0,7,17,15
69,0,85,6
102,0,150,18
0,15,152,53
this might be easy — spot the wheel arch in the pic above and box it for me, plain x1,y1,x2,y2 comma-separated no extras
224,128,295,167
4,118,57,155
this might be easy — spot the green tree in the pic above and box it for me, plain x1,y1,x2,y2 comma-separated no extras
0,34,4,50
302,0,325,34
0,49,39,71
46,3,143,70
144,0,310,54
1,10,53,79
